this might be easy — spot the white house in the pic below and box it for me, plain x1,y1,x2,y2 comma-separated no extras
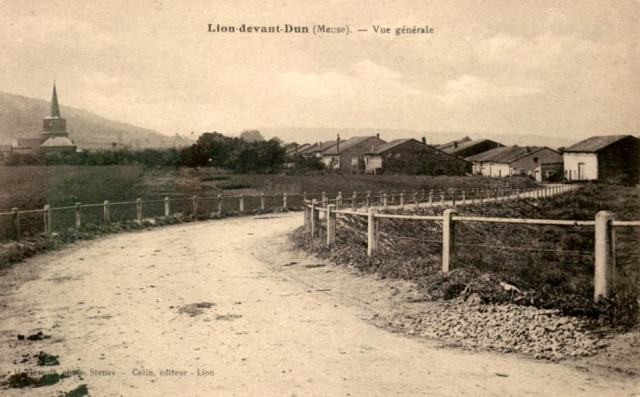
563,135,640,184
466,146,562,178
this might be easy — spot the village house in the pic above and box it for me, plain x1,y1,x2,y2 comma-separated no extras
0,144,12,161
298,140,336,158
563,135,640,184
437,137,503,158
11,138,44,154
321,135,386,173
466,146,562,179
364,138,470,175
533,162,564,182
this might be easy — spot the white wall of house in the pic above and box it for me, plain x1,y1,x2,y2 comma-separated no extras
364,155,382,173
563,152,598,181
478,162,511,177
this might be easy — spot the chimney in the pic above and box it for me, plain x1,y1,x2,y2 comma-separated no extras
336,133,341,153
454,141,458,149
421,137,427,145
526,146,531,153
376,133,380,139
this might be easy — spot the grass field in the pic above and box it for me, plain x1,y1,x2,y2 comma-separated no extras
293,184,640,327
0,165,537,212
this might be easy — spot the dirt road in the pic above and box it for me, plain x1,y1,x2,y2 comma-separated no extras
0,213,636,396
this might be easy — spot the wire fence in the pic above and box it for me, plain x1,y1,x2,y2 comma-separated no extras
0,184,575,245
303,184,639,301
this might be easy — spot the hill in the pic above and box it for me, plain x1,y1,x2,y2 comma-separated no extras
0,91,193,149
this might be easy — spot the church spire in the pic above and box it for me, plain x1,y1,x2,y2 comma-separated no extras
50,82,61,118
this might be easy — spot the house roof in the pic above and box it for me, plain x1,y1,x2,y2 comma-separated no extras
438,139,500,155
323,136,384,155
40,136,75,148
436,136,472,151
14,137,44,149
465,146,550,163
299,140,336,154
563,135,636,153
366,139,414,154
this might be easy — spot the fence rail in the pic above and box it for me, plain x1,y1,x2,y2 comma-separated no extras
0,184,566,242
302,184,638,302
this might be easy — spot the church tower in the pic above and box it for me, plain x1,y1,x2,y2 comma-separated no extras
40,82,76,153
42,82,69,138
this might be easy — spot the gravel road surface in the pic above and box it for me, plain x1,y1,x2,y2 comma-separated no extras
0,213,636,396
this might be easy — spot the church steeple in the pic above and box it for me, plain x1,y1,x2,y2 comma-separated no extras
43,82,68,137
50,82,61,118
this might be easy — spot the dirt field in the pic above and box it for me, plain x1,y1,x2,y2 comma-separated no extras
0,213,637,396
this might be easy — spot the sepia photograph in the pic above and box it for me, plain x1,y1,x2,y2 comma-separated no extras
0,0,639,395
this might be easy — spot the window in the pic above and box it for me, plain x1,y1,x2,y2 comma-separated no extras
533,157,539,163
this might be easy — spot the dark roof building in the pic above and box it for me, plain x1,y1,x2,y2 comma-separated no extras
563,135,640,184
438,138,503,158
321,135,385,173
365,138,470,175
466,146,561,178
299,140,337,156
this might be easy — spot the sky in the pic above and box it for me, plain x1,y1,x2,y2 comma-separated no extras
1,0,638,142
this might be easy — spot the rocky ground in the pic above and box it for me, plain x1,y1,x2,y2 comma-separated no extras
0,213,637,396
379,302,605,360
290,225,640,373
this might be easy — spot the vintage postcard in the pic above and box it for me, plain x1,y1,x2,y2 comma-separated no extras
0,1,638,396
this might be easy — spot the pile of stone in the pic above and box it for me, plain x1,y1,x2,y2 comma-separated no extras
382,302,607,360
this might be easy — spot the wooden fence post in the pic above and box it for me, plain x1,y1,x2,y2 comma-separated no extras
367,207,378,257
451,190,456,206
303,192,307,202
440,191,445,205
594,211,616,301
135,199,142,223
304,200,311,233
103,200,110,223
383,193,388,209
366,191,371,208
192,195,198,217
43,204,51,235
311,199,319,237
429,190,433,206
260,192,266,210
413,191,419,208
239,194,244,212
283,192,287,210
164,196,170,217
11,207,20,240
75,202,82,228
379,190,384,206
326,204,336,246
322,191,327,207
217,194,223,216
352,191,357,210
400,191,405,209
337,192,343,210
442,209,457,273
462,190,466,205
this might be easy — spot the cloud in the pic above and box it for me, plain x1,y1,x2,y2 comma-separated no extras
437,74,541,105
276,60,423,99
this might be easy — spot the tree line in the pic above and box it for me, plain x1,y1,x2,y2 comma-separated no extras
4,131,324,173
